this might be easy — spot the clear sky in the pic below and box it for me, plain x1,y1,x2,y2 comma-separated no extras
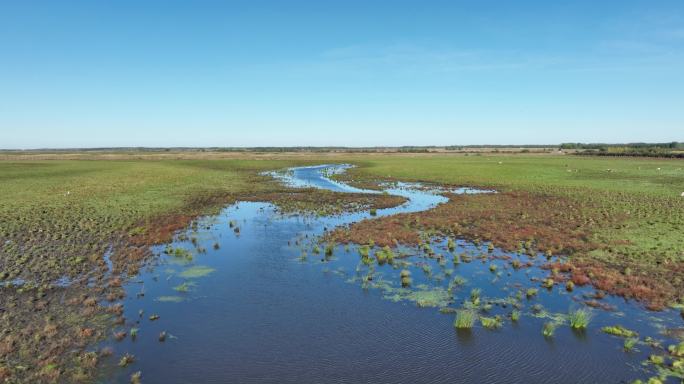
1,0,683,148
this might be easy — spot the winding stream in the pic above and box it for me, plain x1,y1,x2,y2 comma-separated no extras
109,165,682,383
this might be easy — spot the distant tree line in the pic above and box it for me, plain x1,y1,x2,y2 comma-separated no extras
561,142,684,158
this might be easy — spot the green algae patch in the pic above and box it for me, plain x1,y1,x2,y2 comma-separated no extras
602,325,638,338
530,307,567,324
156,296,185,303
384,286,452,308
173,281,196,292
179,265,216,278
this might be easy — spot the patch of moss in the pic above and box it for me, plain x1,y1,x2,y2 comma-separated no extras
179,265,215,278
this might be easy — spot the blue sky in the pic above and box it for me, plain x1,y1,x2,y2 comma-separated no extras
1,0,683,148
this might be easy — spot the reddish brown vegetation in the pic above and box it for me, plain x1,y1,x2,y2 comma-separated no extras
328,190,683,309
571,260,684,310
0,366,9,381
329,191,602,251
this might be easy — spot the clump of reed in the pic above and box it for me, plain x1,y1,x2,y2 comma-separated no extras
542,322,557,337
526,288,538,298
375,246,395,265
131,371,142,384
118,353,135,367
453,310,476,329
511,310,520,322
324,244,334,257
470,288,481,305
447,238,455,251
369,208,377,216
166,247,193,261
489,264,497,272
623,337,638,352
668,341,684,357
400,270,412,287
358,245,372,265
568,308,592,329
452,275,467,286
648,354,664,365
480,315,503,329
565,281,574,291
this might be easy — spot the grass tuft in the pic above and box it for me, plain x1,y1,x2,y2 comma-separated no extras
542,322,557,337
568,308,592,329
470,288,481,305
623,337,638,352
480,315,503,329
453,310,476,329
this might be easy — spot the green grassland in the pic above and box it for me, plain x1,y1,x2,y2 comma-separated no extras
0,159,312,281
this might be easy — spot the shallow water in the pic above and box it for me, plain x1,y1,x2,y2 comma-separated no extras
109,165,682,383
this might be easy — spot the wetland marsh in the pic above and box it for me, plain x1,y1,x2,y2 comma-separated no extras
1,155,683,383
108,164,684,383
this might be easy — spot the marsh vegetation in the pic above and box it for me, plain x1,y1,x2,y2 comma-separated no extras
1,155,682,383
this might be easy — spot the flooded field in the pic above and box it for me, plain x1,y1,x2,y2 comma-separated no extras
106,165,683,383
